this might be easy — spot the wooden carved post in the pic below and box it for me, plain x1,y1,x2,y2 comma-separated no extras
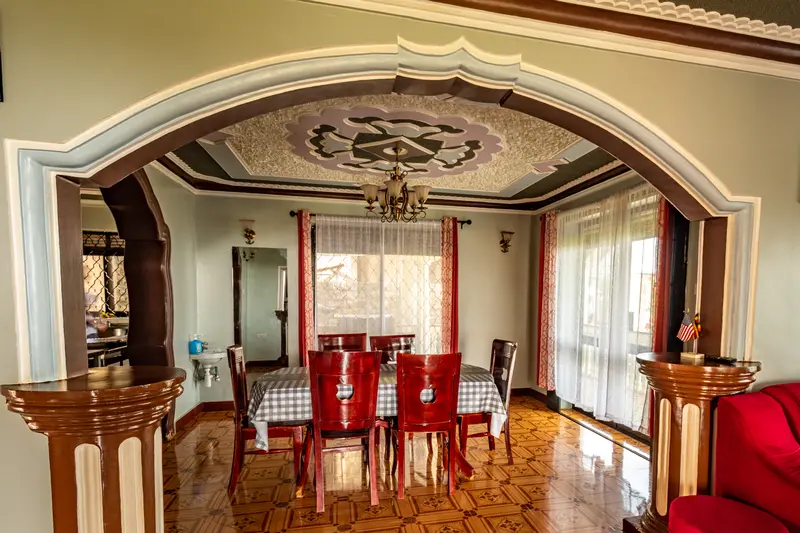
623,353,760,533
2,367,184,533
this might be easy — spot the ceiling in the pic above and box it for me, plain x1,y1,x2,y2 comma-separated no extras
159,94,629,210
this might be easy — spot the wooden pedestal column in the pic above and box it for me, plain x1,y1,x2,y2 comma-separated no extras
2,366,185,533
623,353,760,533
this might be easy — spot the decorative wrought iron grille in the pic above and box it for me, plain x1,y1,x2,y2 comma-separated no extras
82,231,129,317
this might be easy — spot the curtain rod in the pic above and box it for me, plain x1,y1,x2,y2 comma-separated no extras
289,210,472,229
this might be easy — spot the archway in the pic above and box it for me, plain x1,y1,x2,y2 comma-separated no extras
6,38,758,384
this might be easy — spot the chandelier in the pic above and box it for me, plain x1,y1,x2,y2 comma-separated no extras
359,146,432,223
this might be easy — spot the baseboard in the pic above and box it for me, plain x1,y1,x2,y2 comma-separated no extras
204,400,234,412
175,402,203,432
511,387,548,404
175,400,235,430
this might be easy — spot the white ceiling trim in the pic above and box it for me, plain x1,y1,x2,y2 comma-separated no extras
301,0,800,81
561,0,800,44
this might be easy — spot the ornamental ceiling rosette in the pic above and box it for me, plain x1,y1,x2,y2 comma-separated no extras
285,107,503,179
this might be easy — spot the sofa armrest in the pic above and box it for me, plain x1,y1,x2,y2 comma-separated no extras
715,392,800,529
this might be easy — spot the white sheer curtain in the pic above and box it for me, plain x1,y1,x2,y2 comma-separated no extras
314,215,443,352
554,185,660,431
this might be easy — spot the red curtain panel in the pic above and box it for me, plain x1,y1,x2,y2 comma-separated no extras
536,212,557,391
297,210,315,366
441,218,459,353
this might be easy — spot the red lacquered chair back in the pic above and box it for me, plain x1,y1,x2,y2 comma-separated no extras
396,352,462,432
369,334,415,364
308,350,381,433
490,339,518,410
317,333,368,351
227,345,249,428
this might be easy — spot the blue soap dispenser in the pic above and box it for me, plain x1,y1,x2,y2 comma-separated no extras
189,334,203,355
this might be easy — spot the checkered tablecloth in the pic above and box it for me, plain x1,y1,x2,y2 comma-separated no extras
248,364,507,450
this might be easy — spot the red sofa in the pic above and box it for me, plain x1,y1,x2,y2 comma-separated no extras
714,383,800,531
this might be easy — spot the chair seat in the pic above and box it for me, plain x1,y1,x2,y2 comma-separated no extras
669,496,789,533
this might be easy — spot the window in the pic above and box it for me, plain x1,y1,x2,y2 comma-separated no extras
313,215,443,353
554,185,662,432
82,231,129,317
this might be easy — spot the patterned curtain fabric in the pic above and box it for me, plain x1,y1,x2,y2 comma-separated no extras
314,215,443,353
537,212,558,391
297,210,315,366
441,217,459,354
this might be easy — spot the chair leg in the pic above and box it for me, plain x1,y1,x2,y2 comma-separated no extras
361,437,369,464
504,418,513,465
384,426,391,461
426,433,433,454
447,429,457,496
368,427,379,507
313,428,325,512
488,434,496,451
292,427,303,478
458,419,468,454
391,431,399,476
397,430,406,500
228,429,245,497
296,429,313,497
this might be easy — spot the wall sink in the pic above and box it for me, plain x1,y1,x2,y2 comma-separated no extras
190,351,225,387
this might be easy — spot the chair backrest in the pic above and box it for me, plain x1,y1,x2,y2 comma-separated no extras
369,334,415,364
308,350,381,433
396,352,461,433
490,339,518,409
317,333,368,351
227,345,248,428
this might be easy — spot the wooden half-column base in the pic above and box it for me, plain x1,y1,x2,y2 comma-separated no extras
2,366,185,533
623,353,759,533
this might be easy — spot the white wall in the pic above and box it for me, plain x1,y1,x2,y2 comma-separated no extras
146,167,201,418
187,191,534,402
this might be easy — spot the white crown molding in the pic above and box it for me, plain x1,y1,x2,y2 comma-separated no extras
165,151,625,205
561,0,800,44
302,0,800,81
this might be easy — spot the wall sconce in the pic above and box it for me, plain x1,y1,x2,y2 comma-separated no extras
240,219,255,244
499,231,514,253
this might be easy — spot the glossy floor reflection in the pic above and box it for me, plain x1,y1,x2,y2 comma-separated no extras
163,395,650,532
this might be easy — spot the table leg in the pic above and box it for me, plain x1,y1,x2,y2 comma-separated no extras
454,447,474,479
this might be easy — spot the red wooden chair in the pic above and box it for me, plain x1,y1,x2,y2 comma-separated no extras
458,339,517,463
317,333,368,351
392,352,462,498
370,334,416,459
369,334,415,364
226,345,309,497
308,350,383,511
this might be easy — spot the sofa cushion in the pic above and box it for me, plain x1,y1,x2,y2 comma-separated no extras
763,383,800,443
669,495,789,533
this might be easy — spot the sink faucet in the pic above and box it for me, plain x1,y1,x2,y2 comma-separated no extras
201,341,209,352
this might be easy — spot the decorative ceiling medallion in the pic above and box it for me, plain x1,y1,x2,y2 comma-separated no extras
286,107,503,178
222,94,581,193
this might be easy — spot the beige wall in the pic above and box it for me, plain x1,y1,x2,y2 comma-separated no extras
81,203,117,232
191,191,534,403
0,0,799,529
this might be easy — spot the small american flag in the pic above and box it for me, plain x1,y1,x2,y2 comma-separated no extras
677,312,699,342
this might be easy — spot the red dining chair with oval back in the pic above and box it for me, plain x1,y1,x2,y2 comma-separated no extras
317,333,368,351
458,339,518,464
370,334,416,459
307,350,383,512
392,352,462,498
226,345,310,497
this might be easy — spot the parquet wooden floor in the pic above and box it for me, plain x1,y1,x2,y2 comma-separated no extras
163,396,650,533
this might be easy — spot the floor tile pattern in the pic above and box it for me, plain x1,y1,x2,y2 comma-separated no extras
163,396,650,532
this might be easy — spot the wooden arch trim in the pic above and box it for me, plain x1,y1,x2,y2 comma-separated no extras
88,77,711,221
99,169,175,370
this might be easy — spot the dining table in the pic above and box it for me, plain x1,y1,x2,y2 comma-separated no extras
247,363,507,477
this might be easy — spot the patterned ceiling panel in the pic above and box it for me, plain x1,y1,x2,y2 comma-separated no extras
221,95,582,193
